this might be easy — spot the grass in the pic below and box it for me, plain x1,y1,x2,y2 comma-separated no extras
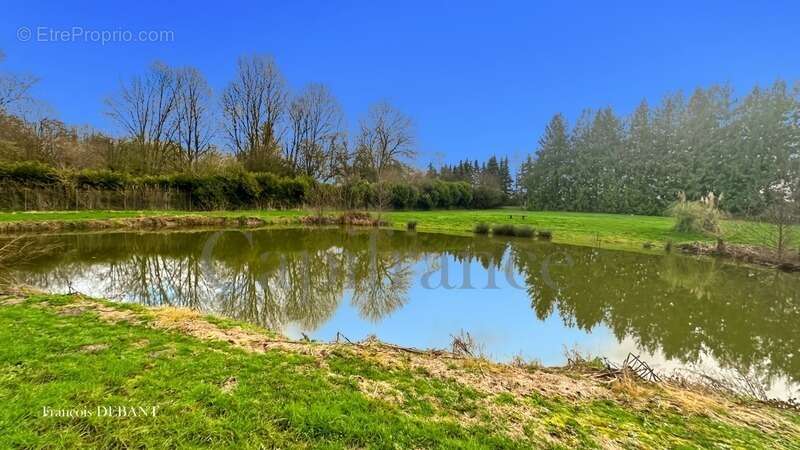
0,208,794,252
1,292,798,448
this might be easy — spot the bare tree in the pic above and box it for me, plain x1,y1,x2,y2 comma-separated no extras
220,55,286,171
356,101,415,214
731,180,799,264
286,83,346,180
0,50,38,113
105,62,180,173
33,118,78,167
763,201,797,262
174,67,215,171
356,101,415,181
761,181,798,262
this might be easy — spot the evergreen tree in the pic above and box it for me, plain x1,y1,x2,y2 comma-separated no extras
499,157,513,197
521,81,800,216
525,113,570,210
426,163,437,178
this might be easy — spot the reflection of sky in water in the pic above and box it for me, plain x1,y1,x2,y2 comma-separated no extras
302,256,610,365
53,251,616,368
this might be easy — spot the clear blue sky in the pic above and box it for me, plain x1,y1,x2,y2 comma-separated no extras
2,1,799,168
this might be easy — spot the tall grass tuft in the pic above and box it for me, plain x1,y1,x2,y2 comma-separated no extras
473,222,490,234
668,191,722,235
514,225,535,238
491,224,516,236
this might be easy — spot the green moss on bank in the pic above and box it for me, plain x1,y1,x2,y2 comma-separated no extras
0,293,797,448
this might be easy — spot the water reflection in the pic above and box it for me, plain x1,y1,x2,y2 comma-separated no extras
4,228,799,394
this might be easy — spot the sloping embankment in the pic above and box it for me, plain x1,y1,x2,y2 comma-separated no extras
0,212,387,234
679,242,800,272
0,289,798,448
0,215,273,234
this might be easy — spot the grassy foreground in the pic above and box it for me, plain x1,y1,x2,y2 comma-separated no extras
1,292,798,449
0,208,788,252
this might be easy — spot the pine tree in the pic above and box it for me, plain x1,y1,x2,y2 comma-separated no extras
499,157,513,198
426,163,437,178
525,113,570,210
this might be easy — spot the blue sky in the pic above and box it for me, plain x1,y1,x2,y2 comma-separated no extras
2,1,799,168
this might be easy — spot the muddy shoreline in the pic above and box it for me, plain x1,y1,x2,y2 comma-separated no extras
678,242,800,272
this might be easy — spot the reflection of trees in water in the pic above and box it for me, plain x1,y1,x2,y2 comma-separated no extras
12,229,479,331
349,248,412,322
14,229,799,385
200,231,419,329
659,254,721,300
108,255,212,310
513,243,800,384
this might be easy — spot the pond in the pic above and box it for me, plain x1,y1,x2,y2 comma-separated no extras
4,227,799,399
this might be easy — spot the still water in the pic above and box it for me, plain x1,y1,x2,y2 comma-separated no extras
4,228,799,398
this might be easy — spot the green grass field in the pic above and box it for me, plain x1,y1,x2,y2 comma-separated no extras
1,293,797,449
0,208,789,252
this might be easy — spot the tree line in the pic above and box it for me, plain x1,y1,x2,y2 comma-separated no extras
521,81,800,216
0,51,513,210
427,156,514,199
4,47,797,216
1,53,411,181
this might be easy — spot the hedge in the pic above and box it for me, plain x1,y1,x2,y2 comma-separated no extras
0,162,506,211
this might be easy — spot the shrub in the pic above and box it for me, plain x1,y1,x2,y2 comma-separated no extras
0,161,509,212
351,180,375,209
254,173,311,208
390,183,419,209
491,224,516,236
0,161,61,185
471,185,505,209
474,222,490,234
254,172,281,204
537,230,553,240
406,220,417,231
184,175,225,209
453,181,473,208
668,191,722,234
434,180,455,208
73,170,131,190
337,211,386,226
416,192,435,210
220,172,260,208
416,181,438,209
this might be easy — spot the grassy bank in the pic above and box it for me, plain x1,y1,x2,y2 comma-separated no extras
1,291,798,448
0,208,790,252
